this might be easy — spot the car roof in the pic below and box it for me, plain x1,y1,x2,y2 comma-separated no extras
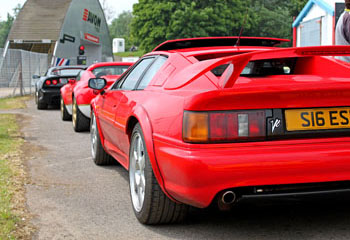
153,36,290,51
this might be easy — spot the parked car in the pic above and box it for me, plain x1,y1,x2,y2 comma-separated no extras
88,36,350,224
60,62,132,132
34,66,85,109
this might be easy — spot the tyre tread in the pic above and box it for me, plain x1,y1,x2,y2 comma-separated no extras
61,97,72,121
92,114,115,166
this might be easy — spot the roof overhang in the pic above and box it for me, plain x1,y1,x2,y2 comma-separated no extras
292,0,334,28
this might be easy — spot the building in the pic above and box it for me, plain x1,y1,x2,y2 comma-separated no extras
292,0,345,47
113,38,125,53
4,0,113,66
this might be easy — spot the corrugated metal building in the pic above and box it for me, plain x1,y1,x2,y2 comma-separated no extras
4,0,113,66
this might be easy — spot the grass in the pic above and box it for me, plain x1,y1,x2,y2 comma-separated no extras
114,50,144,58
0,95,31,110
0,114,23,240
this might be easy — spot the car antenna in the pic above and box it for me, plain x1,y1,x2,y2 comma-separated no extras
235,8,249,47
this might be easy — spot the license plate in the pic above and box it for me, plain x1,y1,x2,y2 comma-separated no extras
285,107,350,131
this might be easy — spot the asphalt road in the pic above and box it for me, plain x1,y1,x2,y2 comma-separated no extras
18,99,350,240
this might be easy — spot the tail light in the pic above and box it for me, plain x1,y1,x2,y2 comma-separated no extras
183,110,266,143
44,79,61,86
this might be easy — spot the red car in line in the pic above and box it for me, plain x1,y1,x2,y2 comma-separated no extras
88,37,350,224
60,62,132,131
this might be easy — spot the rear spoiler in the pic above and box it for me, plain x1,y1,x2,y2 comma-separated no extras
164,45,350,90
153,37,289,51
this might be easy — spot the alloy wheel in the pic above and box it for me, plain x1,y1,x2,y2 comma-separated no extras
72,98,77,128
129,132,146,212
90,113,97,159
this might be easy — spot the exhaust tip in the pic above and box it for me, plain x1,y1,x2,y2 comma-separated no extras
221,191,236,204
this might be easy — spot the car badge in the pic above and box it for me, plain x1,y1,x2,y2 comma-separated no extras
270,118,281,133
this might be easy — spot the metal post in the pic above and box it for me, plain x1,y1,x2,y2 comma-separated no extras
19,51,23,96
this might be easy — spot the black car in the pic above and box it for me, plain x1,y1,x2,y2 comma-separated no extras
34,66,85,109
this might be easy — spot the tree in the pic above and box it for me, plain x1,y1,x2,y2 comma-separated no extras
244,0,296,46
289,0,308,17
130,0,309,51
0,14,14,48
109,11,133,50
131,0,249,52
0,4,21,48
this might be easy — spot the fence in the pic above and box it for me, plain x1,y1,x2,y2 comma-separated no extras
0,48,49,98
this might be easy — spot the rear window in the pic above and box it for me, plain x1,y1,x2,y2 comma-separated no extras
211,58,296,77
52,68,82,76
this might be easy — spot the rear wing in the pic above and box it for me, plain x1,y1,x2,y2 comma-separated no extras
164,45,350,90
153,37,290,51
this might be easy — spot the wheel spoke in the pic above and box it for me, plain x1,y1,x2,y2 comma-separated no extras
137,187,143,207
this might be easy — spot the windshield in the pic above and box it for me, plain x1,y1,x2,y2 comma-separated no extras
92,65,130,78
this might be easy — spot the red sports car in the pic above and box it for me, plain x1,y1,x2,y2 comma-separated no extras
88,37,350,224
60,62,132,131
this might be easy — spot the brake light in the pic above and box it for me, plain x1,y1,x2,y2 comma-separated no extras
183,110,266,143
52,79,58,85
45,80,51,85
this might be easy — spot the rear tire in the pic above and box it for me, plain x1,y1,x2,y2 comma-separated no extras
90,111,115,165
72,96,90,132
37,99,48,110
60,96,72,121
129,123,188,224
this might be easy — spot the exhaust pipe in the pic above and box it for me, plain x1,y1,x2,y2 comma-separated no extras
222,191,236,204
217,190,237,211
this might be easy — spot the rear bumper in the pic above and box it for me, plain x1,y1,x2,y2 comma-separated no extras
38,88,60,105
153,136,350,208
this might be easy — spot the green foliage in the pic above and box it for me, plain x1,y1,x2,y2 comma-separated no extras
126,0,309,51
109,11,133,50
244,1,295,46
0,14,14,48
131,0,249,52
289,0,309,17
0,4,21,48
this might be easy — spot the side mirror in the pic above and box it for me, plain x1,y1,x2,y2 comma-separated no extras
32,74,40,79
68,79,76,84
88,78,107,90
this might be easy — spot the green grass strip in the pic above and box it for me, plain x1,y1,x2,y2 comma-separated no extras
0,114,22,240
0,96,31,110
114,50,144,58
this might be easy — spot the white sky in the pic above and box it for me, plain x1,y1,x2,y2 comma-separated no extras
0,0,138,22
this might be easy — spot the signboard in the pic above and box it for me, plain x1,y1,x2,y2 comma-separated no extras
77,56,87,65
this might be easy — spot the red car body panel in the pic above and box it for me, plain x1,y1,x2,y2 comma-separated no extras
91,39,350,208
61,62,133,117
